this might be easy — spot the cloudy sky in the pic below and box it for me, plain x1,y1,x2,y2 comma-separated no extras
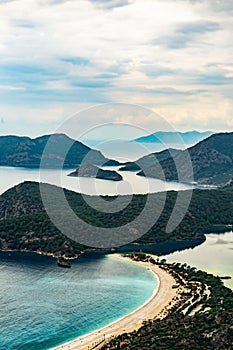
0,0,233,138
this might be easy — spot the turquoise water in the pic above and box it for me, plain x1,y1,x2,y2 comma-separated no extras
0,252,156,350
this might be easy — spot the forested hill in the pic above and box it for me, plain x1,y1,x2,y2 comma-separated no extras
0,134,118,168
1,181,233,258
125,132,233,186
119,148,180,172
68,162,123,181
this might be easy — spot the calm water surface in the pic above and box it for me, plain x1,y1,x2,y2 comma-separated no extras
0,166,194,196
0,146,231,349
162,232,233,289
0,253,156,350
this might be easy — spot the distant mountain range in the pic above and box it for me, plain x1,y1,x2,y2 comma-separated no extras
122,132,233,186
134,131,213,145
0,134,119,168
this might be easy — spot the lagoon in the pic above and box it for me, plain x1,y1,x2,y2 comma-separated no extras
162,232,233,289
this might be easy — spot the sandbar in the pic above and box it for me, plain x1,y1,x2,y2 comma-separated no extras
51,254,177,350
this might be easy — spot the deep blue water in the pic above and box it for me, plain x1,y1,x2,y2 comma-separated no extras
0,252,156,350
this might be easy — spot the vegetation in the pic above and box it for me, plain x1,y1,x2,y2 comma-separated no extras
0,134,117,168
124,132,233,186
1,179,232,348
1,180,233,258
119,149,180,172
68,162,122,181
0,182,84,257
101,257,233,350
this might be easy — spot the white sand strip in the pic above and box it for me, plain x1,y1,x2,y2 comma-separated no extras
51,254,176,350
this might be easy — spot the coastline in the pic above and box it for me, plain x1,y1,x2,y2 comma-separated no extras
50,254,177,350
0,249,80,260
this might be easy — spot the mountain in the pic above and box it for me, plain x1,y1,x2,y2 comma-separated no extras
0,182,84,257
119,148,181,172
68,163,122,181
136,132,233,186
0,134,119,168
134,131,213,145
1,180,233,257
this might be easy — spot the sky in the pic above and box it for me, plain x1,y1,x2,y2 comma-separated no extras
0,0,233,139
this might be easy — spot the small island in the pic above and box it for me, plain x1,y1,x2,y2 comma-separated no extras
68,162,123,181
57,257,71,268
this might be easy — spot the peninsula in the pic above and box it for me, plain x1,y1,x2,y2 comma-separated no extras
1,180,233,259
121,132,233,187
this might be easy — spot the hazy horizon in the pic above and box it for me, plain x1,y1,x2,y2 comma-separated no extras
0,0,232,137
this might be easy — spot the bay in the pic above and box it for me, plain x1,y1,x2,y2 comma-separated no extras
0,253,156,350
0,166,194,196
0,148,231,350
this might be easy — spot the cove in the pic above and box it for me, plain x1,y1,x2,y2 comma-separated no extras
0,252,156,350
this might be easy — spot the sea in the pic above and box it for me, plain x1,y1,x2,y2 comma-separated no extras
0,142,232,349
0,253,156,350
0,166,194,196
0,140,197,196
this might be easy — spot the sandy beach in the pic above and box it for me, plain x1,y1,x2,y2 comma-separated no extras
51,254,177,350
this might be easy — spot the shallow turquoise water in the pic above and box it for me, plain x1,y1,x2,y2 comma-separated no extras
0,252,156,350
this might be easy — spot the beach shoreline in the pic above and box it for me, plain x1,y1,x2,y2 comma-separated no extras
50,254,177,350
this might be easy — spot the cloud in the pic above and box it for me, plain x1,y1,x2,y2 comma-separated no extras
0,0,16,3
12,19,36,28
141,64,176,78
0,84,25,91
157,20,219,49
196,73,233,86
208,0,233,14
178,20,219,34
87,0,132,9
60,57,90,66
0,0,232,135
47,0,132,9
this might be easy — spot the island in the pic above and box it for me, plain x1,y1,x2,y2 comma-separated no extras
57,257,71,268
68,162,123,181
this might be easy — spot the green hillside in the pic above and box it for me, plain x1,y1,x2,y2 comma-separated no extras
1,181,233,258
136,132,233,186
0,133,118,168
